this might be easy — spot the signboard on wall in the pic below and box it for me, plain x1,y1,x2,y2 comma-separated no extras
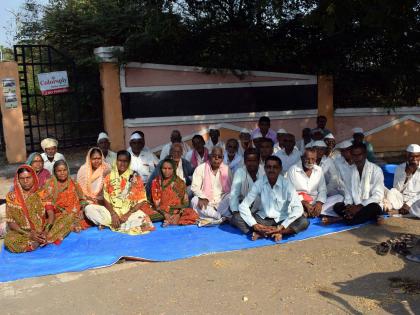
37,71,70,95
2,78,18,109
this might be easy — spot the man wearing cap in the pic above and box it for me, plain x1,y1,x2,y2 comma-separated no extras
159,130,190,161
324,133,340,160
97,132,117,166
274,133,301,174
40,138,66,174
191,146,232,225
313,140,343,197
205,125,225,151
334,140,354,193
331,143,384,225
238,128,253,156
352,127,375,162
273,129,287,153
384,144,420,217
288,148,341,217
128,132,158,183
251,116,277,144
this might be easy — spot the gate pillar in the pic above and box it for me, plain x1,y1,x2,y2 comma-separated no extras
95,47,125,151
317,75,335,132
0,61,26,163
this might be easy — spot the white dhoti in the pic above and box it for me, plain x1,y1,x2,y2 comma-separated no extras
320,194,344,217
84,204,153,235
191,194,231,220
384,188,420,218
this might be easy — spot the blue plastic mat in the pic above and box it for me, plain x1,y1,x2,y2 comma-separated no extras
0,165,396,283
0,218,370,282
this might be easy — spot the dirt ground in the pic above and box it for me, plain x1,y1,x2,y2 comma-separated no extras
0,217,418,314
1,148,419,314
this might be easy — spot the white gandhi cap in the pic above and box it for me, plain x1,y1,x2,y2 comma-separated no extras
406,144,420,153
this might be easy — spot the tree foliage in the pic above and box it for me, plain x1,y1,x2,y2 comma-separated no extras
15,0,419,108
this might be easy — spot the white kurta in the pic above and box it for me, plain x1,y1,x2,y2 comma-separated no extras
159,142,191,160
385,163,420,216
344,161,384,207
275,147,301,174
319,156,342,196
190,163,232,220
41,152,66,174
128,147,159,183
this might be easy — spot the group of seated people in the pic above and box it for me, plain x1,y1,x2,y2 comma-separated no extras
2,115,420,253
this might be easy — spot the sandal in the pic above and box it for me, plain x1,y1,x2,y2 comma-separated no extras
392,241,411,256
376,242,391,256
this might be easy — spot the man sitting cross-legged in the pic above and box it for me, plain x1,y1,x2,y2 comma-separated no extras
233,156,309,242
384,144,420,217
287,148,343,218
191,146,232,225
328,143,384,225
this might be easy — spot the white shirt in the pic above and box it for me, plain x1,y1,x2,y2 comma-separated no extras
275,147,301,174
334,156,353,193
393,163,420,207
185,149,207,166
205,139,225,151
159,142,191,160
344,161,384,206
104,150,117,166
128,147,158,183
41,152,66,174
239,175,304,228
223,152,243,174
273,143,282,154
229,166,264,212
319,156,342,196
176,160,186,182
287,161,327,203
191,163,232,208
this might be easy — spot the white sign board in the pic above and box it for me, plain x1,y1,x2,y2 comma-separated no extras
37,71,70,95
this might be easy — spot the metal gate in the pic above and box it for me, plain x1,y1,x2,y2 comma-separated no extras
14,45,102,152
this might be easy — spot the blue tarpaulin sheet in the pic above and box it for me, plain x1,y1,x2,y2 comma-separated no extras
0,164,397,283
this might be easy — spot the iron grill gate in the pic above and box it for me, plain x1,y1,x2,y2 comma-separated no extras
14,45,102,152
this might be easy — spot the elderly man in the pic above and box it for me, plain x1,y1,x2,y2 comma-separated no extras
288,148,342,217
191,146,232,225
147,143,194,196
352,127,375,162
324,133,340,160
185,135,209,168
334,140,354,191
312,140,342,196
273,128,288,153
97,132,117,165
40,138,65,174
275,133,301,174
233,156,309,242
224,138,243,174
238,128,253,155
251,116,277,143
384,144,420,217
331,143,384,225
159,130,190,160
229,148,264,214
127,132,158,183
205,125,225,151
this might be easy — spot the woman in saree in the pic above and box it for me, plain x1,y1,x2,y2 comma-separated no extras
151,159,199,226
76,147,111,205
41,160,90,232
26,152,51,187
4,165,73,253
84,150,155,235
